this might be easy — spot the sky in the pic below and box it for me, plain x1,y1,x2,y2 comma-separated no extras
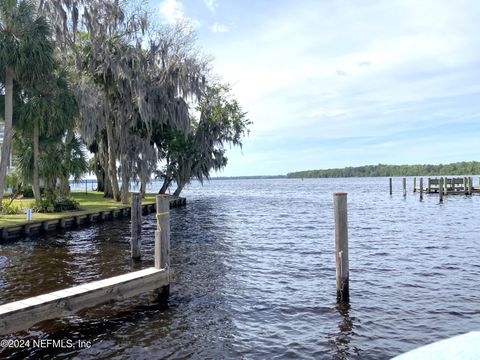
149,0,480,176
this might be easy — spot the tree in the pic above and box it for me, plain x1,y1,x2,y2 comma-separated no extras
159,84,250,196
0,0,53,207
16,67,77,201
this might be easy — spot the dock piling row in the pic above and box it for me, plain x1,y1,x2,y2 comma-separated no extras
389,176,479,200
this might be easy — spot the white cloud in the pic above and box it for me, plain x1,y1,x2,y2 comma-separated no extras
203,0,217,12
158,0,200,27
211,22,229,33
308,109,345,118
195,0,480,175
158,0,184,24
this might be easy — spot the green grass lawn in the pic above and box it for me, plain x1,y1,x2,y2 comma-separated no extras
0,191,158,228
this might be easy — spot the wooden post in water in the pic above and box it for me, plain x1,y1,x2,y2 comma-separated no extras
468,177,473,195
439,178,444,203
131,193,141,259
419,178,423,201
427,178,431,193
334,193,349,302
403,178,406,197
389,178,392,195
464,177,468,195
155,195,171,302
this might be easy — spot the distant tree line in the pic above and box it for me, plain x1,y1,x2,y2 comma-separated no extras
287,162,480,178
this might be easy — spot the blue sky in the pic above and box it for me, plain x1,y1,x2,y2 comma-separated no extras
150,0,480,176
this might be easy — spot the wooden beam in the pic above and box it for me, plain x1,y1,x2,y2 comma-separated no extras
131,193,142,260
0,267,169,336
333,192,349,302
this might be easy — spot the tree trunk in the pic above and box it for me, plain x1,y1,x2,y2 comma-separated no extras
32,117,41,202
104,85,120,201
140,177,147,198
173,182,184,197
0,68,14,208
120,160,130,204
103,174,113,198
59,177,70,197
95,162,105,192
159,178,172,194
47,178,57,196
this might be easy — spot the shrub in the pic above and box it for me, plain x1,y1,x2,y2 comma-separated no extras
18,186,47,198
1,200,23,215
19,186,34,198
53,197,80,212
32,198,53,213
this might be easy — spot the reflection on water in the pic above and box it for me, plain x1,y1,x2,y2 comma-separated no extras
328,302,359,360
1,177,480,359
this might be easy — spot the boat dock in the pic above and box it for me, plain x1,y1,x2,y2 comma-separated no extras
390,176,479,203
415,177,479,195
0,195,172,335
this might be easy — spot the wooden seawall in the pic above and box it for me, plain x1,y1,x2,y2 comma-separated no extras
0,268,169,335
0,196,186,241
0,195,172,336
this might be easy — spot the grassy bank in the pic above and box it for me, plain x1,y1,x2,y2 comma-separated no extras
0,191,158,228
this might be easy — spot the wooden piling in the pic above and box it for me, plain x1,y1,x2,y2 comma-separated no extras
403,178,406,197
333,192,349,302
131,193,141,260
413,177,416,192
428,178,431,193
155,195,171,302
439,178,444,203
389,178,392,195
468,177,473,195
419,178,423,201
464,177,468,195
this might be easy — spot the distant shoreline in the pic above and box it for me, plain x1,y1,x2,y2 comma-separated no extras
287,161,480,179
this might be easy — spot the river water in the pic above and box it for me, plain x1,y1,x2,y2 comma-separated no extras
1,177,480,359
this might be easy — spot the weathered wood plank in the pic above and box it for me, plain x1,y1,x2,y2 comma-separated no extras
131,193,141,259
0,267,169,335
155,196,170,270
333,192,349,302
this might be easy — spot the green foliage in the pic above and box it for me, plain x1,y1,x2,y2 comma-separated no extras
16,186,45,198
53,197,80,212
18,185,34,198
31,198,52,213
5,172,19,189
287,162,480,178
32,193,80,213
2,1,250,201
1,200,22,215
157,83,251,194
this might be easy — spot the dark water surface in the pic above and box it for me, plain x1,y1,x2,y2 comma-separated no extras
1,178,480,359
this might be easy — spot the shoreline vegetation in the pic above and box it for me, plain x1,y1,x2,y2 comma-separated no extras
287,161,480,178
0,1,251,213
0,191,177,229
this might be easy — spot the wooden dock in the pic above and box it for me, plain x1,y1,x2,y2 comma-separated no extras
0,196,185,241
415,177,479,195
0,195,172,335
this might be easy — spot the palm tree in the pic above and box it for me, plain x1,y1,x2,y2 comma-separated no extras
16,67,77,201
0,0,53,207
